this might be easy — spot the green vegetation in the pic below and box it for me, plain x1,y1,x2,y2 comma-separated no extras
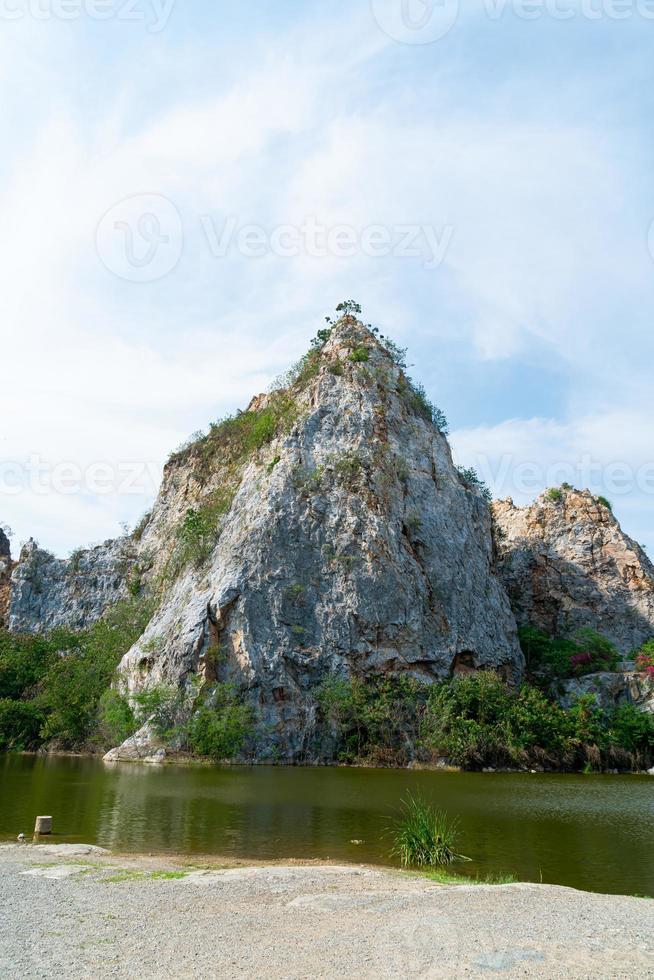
124,680,253,762
132,683,187,744
132,510,152,542
335,300,362,317
349,345,369,363
596,495,613,511
332,451,364,487
188,684,254,760
95,688,136,748
0,597,154,751
391,794,468,868
316,671,654,772
634,639,654,677
174,489,236,569
519,626,619,679
169,390,298,475
546,488,564,503
457,466,492,503
421,868,517,886
317,674,426,766
401,379,449,433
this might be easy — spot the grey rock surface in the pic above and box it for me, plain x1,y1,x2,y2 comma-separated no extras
493,489,654,655
555,670,654,714
0,847,652,979
112,319,522,760
8,536,138,633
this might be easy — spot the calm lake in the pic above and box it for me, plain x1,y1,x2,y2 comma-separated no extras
1,755,652,896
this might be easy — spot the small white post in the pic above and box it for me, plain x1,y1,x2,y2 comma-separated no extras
34,816,52,835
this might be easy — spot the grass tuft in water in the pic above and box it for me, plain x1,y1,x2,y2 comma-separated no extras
390,793,469,868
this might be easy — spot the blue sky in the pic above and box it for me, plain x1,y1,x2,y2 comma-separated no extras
1,0,653,557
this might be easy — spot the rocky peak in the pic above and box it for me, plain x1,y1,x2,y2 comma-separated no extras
493,487,654,654
107,315,523,761
0,527,10,561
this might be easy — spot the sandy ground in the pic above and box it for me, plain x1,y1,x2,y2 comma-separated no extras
0,843,652,979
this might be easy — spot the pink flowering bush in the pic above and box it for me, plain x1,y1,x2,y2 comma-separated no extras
567,630,619,676
635,640,654,678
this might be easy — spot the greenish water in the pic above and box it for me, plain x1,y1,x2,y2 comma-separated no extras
1,755,652,896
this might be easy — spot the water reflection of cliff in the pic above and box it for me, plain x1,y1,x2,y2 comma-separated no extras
95,763,360,859
3,755,652,896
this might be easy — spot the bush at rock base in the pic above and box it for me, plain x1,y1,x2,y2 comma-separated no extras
316,672,654,772
0,597,153,751
518,626,619,680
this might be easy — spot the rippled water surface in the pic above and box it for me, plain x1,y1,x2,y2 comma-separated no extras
1,755,653,895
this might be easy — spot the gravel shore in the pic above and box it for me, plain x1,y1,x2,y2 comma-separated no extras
0,844,652,979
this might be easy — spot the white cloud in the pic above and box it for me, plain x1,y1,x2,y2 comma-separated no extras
0,7,651,556
451,411,654,550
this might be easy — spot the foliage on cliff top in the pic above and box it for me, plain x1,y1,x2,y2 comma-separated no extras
168,389,298,473
457,466,492,503
168,303,450,474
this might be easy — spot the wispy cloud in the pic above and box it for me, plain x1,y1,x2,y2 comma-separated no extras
0,3,652,554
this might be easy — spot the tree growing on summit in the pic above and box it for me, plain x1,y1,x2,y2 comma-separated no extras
336,300,362,317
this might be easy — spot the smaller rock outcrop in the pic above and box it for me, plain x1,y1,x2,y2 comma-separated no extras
493,489,654,655
8,537,139,634
555,670,654,715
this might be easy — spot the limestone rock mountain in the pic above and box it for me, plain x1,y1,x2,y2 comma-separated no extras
8,537,138,634
493,489,654,655
108,317,522,760
6,315,654,760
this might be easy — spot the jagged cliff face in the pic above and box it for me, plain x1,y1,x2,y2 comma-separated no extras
493,489,654,655
110,318,522,759
8,537,138,634
0,529,12,628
